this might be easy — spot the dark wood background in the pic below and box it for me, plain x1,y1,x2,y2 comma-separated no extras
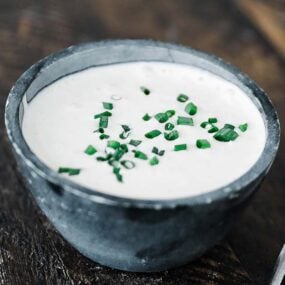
0,1,284,284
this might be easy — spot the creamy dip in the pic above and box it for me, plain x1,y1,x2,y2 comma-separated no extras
22,62,266,200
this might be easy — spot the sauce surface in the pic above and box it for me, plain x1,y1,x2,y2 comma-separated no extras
22,62,266,200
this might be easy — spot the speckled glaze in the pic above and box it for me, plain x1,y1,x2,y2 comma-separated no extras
5,40,280,272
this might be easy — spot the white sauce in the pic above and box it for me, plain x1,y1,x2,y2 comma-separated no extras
22,62,266,200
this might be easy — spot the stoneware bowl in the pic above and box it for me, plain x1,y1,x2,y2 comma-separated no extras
5,40,280,272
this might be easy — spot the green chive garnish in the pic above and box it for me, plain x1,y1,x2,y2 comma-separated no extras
113,167,123,182
129,139,142,147
177,94,189,103
99,116,108,128
200,121,208,128
107,140,120,149
121,160,135,169
239,123,248,132
165,122,175,131
145,130,162,139
174,144,187,151
214,125,239,142
208,126,219,133
94,111,112,119
103,102,113,110
177,116,194,126
155,112,169,123
165,110,176,118
133,150,148,160
185,102,198,115
84,145,97,155
119,125,131,139
97,153,113,162
140,86,150,95
58,167,81,176
152,147,165,156
93,127,105,133
208,118,218,124
164,130,179,141
196,139,211,149
149,156,159,166
99,134,110,140
224,124,235,130
142,113,152,121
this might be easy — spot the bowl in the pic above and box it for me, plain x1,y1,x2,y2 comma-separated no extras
4,40,280,272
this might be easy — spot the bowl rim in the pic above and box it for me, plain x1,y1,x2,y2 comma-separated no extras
4,39,280,209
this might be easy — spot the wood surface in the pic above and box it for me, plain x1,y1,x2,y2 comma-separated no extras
236,0,285,60
0,0,285,284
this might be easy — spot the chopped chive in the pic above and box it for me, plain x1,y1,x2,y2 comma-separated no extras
113,167,123,182
69,169,81,175
174,144,187,151
145,130,162,139
93,127,105,133
140,86,150,95
58,167,81,176
177,94,189,103
133,150,148,160
58,167,70,173
107,140,120,149
155,112,169,123
121,160,135,169
122,125,131,132
149,156,159,166
142,113,152,121
119,125,131,139
84,145,97,155
102,102,113,110
200,121,208,128
120,144,129,153
99,116,108,128
239,123,248,132
129,139,142,147
99,134,110,140
94,111,112,119
224,124,235,130
208,118,218,124
164,130,179,141
177,116,194,126
208,126,219,133
97,154,113,161
165,122,175,131
185,102,198,115
214,125,239,142
152,147,165,156
196,139,211,149
165,110,176,118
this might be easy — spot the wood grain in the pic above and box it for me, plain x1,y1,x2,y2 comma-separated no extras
236,0,285,60
0,0,284,284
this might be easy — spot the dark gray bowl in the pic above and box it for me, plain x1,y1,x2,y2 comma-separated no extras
5,40,280,272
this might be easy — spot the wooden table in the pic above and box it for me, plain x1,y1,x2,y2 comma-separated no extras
0,1,284,284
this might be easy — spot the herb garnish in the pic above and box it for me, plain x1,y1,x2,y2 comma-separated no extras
239,123,248,132
103,102,113,110
149,156,159,166
164,130,179,141
129,139,142,147
140,86,150,95
214,125,239,142
165,122,175,131
185,102,198,115
58,167,81,176
177,94,189,103
142,113,152,121
119,125,131,139
155,112,169,123
145,130,162,139
152,147,165,156
133,150,148,160
84,145,97,155
196,139,211,149
177,116,194,126
174,144,187,151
